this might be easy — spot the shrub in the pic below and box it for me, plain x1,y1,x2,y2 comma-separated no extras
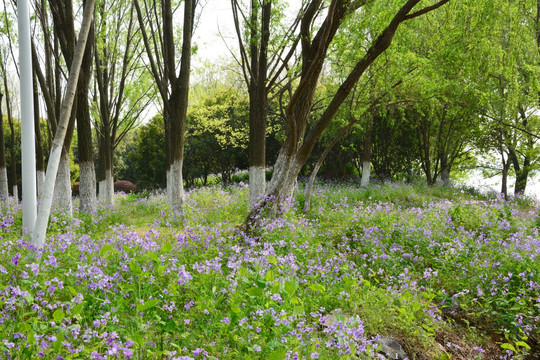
114,180,137,193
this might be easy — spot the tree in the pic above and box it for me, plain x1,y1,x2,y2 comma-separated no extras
32,0,96,248
93,0,152,206
134,0,197,218
248,0,451,223
47,0,97,214
0,54,18,201
185,84,249,185
120,115,167,190
0,92,7,199
231,0,303,206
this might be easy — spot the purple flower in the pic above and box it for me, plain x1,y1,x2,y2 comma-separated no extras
11,252,21,266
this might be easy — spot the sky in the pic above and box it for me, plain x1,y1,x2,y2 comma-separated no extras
193,0,236,63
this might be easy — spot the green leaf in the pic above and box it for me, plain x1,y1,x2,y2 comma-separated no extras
71,303,84,315
268,255,277,265
285,279,298,296
164,319,177,333
265,270,275,282
24,293,34,304
246,287,263,298
516,341,531,350
230,303,241,314
137,299,159,312
293,305,304,316
269,349,286,360
162,242,172,253
27,330,35,344
308,283,325,293
157,265,165,276
99,244,114,258
68,286,78,296
501,343,516,352
147,252,159,263
53,309,65,322
129,260,142,275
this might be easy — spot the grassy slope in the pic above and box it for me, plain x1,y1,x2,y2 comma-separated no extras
0,181,538,359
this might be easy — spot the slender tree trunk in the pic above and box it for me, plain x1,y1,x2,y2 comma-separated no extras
4,79,18,201
514,157,530,195
501,152,509,200
440,155,450,184
76,20,97,213
166,0,195,218
0,91,9,201
249,89,267,207
361,116,373,187
33,0,96,248
33,73,45,196
0,93,8,200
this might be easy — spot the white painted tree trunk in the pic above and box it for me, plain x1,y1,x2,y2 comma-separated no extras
32,0,96,249
105,169,114,205
0,167,8,200
98,179,106,202
360,161,370,187
12,185,18,202
260,151,301,216
79,161,97,213
249,166,266,207
53,152,72,214
36,170,45,197
168,159,184,218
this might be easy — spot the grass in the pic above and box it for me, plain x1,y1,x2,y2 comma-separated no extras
0,180,538,359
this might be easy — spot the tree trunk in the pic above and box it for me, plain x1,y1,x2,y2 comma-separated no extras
0,92,8,200
514,158,529,196
53,150,72,211
33,73,46,196
440,153,450,184
248,81,267,207
501,153,510,200
32,0,96,249
5,86,18,201
76,19,97,214
361,116,373,187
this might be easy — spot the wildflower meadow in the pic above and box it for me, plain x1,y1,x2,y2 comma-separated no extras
1,181,539,359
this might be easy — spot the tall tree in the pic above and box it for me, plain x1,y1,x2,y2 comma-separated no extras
231,0,303,206
0,91,7,200
48,0,97,213
33,0,96,248
134,0,197,218
93,0,151,206
248,0,451,222
0,56,18,201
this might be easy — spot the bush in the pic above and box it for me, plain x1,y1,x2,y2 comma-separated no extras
114,180,137,193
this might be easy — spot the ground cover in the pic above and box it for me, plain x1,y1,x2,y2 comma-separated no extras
0,181,539,359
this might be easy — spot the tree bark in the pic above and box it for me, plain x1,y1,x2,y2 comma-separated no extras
0,92,8,200
3,72,18,201
33,72,45,196
134,0,196,218
500,152,509,200
76,13,97,214
32,0,96,249
361,116,374,187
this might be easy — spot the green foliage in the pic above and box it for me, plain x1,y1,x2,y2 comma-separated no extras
184,85,249,185
120,115,167,190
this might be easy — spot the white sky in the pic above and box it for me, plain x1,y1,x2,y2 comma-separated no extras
193,0,236,63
